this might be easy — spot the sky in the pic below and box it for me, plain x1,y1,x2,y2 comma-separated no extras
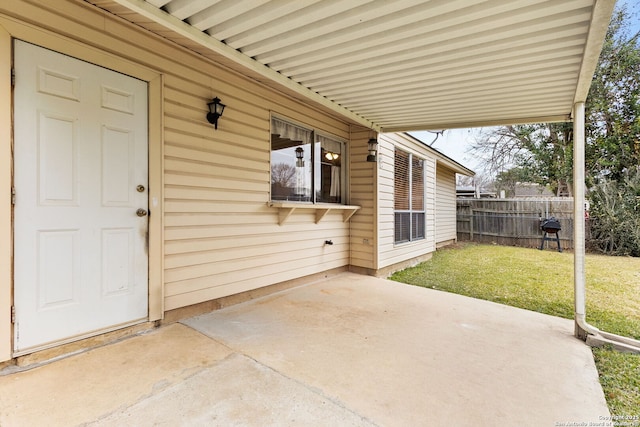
409,128,486,173
409,0,640,176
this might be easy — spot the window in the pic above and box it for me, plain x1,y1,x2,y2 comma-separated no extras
394,148,425,243
271,116,344,204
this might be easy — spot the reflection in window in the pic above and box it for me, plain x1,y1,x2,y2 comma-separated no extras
316,135,342,203
271,117,344,204
271,117,312,201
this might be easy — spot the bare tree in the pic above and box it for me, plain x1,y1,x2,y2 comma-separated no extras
469,126,529,177
271,162,296,188
469,124,574,196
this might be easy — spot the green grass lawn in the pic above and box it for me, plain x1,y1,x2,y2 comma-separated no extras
389,242,640,417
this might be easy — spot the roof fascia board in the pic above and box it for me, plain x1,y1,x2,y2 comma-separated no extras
574,0,616,104
111,0,379,131
436,158,475,177
401,133,475,176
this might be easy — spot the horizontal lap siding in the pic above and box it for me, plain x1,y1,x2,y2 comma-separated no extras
161,65,351,308
436,164,457,243
10,0,353,311
378,133,436,269
349,127,377,269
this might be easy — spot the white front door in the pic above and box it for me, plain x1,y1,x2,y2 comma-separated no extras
13,40,149,353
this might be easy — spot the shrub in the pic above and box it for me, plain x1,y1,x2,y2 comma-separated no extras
588,168,640,256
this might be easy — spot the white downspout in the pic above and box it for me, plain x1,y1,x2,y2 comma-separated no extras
574,102,640,352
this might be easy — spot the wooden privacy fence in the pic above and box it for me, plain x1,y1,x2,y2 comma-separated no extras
456,198,575,250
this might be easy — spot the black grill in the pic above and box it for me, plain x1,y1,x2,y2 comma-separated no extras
539,217,562,252
540,217,561,233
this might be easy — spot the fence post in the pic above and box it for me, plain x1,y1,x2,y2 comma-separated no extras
470,209,474,241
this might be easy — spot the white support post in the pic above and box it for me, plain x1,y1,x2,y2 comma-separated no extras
573,102,589,339
572,102,640,351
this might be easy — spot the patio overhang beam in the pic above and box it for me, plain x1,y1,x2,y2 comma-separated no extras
573,0,615,105
382,114,571,134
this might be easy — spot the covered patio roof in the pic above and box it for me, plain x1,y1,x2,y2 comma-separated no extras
89,0,615,132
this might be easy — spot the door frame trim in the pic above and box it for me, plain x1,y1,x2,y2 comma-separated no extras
0,23,12,362
0,19,164,361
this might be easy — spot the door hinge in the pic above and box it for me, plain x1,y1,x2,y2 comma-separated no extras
11,187,16,205
11,306,15,324
11,68,15,87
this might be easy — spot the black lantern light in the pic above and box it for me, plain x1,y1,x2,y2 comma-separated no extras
367,138,378,162
295,146,304,167
206,97,226,129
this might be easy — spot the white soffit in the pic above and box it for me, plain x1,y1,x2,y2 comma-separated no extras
92,0,615,132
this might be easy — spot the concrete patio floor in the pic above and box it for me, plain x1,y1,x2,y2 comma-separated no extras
0,273,609,426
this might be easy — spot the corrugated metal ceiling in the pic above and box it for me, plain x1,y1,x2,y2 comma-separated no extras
90,0,615,132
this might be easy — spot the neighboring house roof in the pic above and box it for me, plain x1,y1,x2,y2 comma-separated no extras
89,0,614,132
456,186,497,198
401,133,475,177
514,183,555,197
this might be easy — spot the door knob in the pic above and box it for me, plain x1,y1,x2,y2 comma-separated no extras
136,208,147,217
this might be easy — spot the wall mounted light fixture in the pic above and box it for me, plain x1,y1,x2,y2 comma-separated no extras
325,151,339,161
367,138,378,162
206,97,226,129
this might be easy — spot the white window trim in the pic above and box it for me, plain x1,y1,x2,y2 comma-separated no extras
394,149,426,245
269,114,348,205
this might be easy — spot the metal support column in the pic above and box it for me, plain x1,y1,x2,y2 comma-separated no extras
573,102,589,339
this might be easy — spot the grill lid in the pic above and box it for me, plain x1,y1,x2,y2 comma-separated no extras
541,217,561,232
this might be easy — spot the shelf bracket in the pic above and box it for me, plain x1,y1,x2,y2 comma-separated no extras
278,207,296,225
268,202,360,225
315,209,331,224
342,209,358,223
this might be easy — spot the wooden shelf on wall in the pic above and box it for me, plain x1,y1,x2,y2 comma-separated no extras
267,202,361,225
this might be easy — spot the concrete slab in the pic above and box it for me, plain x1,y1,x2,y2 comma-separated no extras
91,353,377,427
0,273,609,426
0,323,233,426
183,273,610,426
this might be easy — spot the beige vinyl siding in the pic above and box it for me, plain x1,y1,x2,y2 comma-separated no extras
1,1,355,317
436,164,458,244
158,53,352,308
348,126,377,270
377,133,436,269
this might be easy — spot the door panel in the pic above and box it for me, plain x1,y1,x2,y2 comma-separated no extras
102,228,135,295
38,230,79,309
13,40,149,352
102,125,135,206
38,113,77,205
